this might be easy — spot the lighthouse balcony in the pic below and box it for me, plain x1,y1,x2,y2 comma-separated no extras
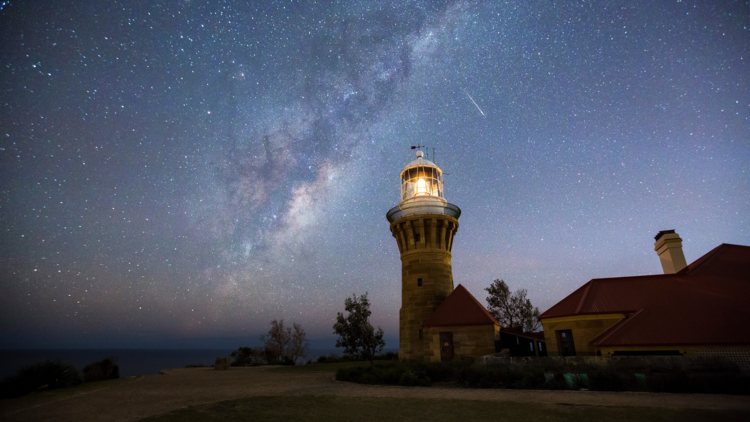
386,201,461,223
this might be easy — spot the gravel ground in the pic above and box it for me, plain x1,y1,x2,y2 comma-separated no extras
2,366,749,422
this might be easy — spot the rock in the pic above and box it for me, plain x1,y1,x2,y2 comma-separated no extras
214,357,231,370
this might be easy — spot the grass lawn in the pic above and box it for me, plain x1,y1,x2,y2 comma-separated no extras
138,395,750,422
0,377,137,415
268,361,371,373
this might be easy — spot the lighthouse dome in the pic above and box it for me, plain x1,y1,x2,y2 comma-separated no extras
403,150,438,169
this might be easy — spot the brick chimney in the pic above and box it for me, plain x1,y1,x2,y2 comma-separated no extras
654,230,687,274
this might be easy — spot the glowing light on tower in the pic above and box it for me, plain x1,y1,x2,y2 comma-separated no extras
416,178,427,195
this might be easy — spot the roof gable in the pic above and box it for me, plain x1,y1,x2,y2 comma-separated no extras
681,243,750,278
423,284,500,328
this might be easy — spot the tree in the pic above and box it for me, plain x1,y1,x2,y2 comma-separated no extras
261,319,292,364
288,323,310,364
258,319,309,365
333,293,385,367
230,347,256,366
484,279,542,332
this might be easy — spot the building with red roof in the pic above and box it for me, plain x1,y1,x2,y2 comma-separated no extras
420,285,548,360
421,284,501,361
539,231,750,371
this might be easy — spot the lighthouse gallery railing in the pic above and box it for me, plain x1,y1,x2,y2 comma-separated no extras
386,203,461,223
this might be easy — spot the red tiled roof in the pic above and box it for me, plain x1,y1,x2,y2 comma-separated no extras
539,243,750,347
423,284,500,328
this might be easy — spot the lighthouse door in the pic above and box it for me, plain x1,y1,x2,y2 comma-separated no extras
439,332,454,361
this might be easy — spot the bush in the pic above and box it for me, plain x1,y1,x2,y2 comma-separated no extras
516,368,546,389
185,363,208,368
82,358,120,382
584,371,626,391
333,357,750,395
335,361,430,386
374,352,399,361
0,360,82,398
647,371,692,393
424,358,472,383
317,353,358,364
231,346,267,366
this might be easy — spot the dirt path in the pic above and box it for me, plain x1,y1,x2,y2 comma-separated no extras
2,367,749,422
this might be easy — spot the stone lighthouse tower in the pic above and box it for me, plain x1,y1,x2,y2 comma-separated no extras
386,150,461,360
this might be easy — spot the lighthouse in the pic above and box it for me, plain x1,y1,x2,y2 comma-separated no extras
386,150,461,360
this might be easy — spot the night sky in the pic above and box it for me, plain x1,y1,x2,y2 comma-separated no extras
1,1,748,349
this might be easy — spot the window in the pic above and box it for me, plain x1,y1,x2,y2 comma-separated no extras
556,330,576,356
417,278,423,287
418,330,423,339
415,233,421,242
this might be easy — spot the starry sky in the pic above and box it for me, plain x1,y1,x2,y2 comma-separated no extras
1,1,748,349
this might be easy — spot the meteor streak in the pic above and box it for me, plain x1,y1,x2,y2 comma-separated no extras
464,90,485,116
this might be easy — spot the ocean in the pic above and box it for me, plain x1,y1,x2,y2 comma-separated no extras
0,348,397,379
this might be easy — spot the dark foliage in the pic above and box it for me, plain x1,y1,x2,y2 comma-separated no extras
334,359,750,395
0,360,82,398
589,370,627,391
259,320,310,365
317,352,398,364
333,293,385,367
184,363,209,368
82,358,120,382
230,346,255,366
335,361,431,387
484,279,541,332
317,353,357,364
375,352,399,361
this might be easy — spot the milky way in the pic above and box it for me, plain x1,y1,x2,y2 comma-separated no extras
1,1,748,348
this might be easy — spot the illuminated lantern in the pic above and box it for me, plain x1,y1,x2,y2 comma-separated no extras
399,150,444,201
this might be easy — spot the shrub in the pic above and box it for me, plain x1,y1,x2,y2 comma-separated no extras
82,358,120,382
374,352,399,361
424,358,472,383
398,369,431,387
690,374,750,395
335,365,366,382
544,373,570,390
0,360,82,398
647,371,692,393
332,356,750,395
516,368,546,389
335,361,430,386
589,371,626,391
317,353,359,364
